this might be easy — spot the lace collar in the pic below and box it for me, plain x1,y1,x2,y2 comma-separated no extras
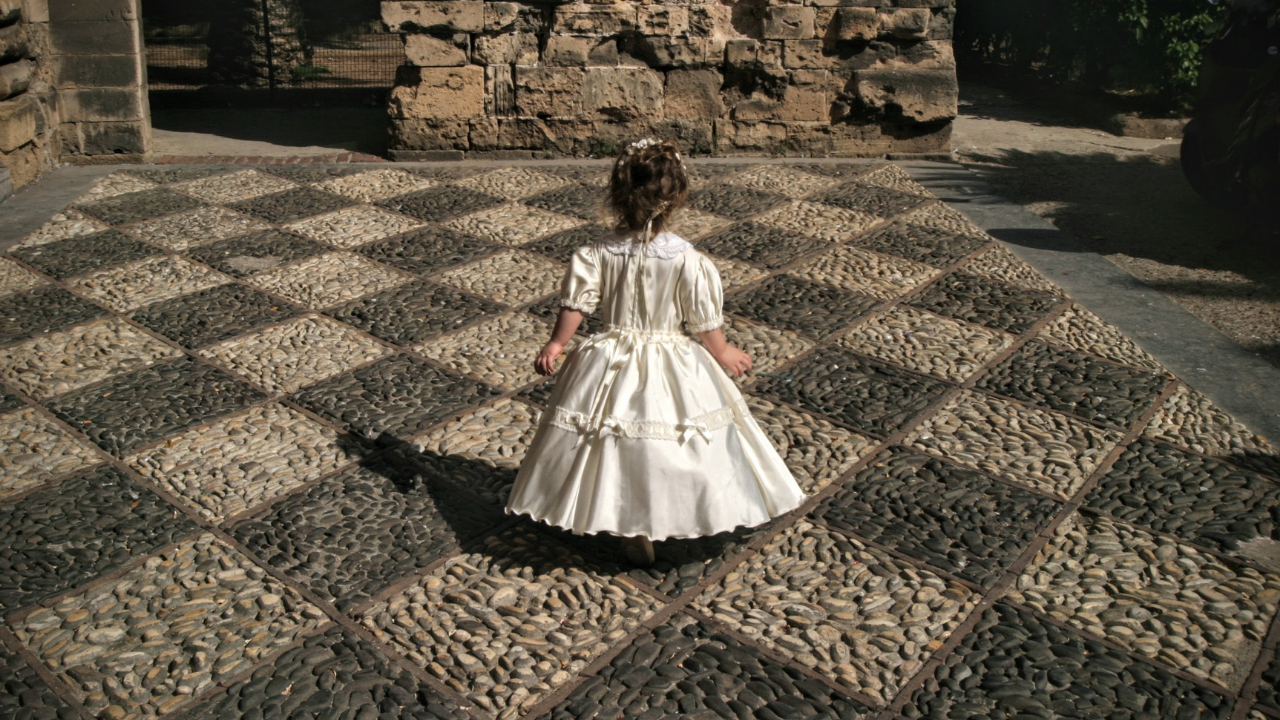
600,231,692,260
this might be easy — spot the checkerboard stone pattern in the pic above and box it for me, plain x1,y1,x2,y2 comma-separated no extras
1,161,1278,720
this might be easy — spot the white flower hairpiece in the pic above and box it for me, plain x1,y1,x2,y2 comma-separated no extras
624,138,685,167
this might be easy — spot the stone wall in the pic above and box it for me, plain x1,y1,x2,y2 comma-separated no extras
383,0,958,159
0,0,60,193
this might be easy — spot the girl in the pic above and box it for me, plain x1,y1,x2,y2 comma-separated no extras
505,139,806,566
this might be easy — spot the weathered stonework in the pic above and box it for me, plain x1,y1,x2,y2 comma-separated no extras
382,0,957,159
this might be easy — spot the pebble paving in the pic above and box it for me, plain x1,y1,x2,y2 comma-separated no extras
2,160,1278,720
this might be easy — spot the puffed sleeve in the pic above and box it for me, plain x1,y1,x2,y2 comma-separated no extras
559,245,601,314
678,252,725,333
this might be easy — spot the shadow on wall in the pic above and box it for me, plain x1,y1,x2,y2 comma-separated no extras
960,147,1280,367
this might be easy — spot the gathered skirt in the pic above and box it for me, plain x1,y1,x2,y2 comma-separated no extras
505,328,806,541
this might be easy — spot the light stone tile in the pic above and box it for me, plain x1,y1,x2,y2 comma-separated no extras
724,165,841,198
18,209,111,248
706,253,768,291
417,312,554,390
126,206,271,251
791,244,941,299
284,205,425,248
0,318,183,400
966,244,1063,294
1009,512,1280,691
1038,304,1165,371
857,164,932,197
199,315,391,395
0,407,101,499
409,398,539,505
246,251,412,309
72,173,159,205
173,169,296,204
746,396,875,495
719,315,813,377
127,402,358,522
754,200,881,243
900,201,990,238
15,534,326,719
692,520,976,704
839,306,1013,382
1143,383,1277,462
906,390,1123,499
445,203,586,246
668,207,733,241
72,255,231,313
453,166,572,199
0,257,47,298
437,250,563,307
312,167,438,201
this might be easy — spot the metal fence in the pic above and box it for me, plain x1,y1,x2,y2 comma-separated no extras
142,0,401,94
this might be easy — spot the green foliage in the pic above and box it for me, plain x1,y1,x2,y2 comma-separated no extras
290,65,332,81
955,0,1227,106
587,139,618,157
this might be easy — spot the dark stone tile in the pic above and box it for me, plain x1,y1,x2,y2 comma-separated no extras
524,183,604,220
904,603,1232,720
977,341,1169,428
75,188,204,226
46,357,266,455
406,166,484,181
185,229,327,278
851,220,991,269
180,625,472,720
813,183,930,219
0,390,24,413
517,378,557,407
540,165,609,183
326,279,504,347
526,294,604,336
228,464,503,611
522,223,607,264
699,222,828,269
254,165,365,183
532,616,874,720
0,466,198,611
690,186,788,221
724,275,878,339
907,272,1064,334
119,166,232,183
1257,649,1280,713
377,185,503,223
0,639,77,719
130,283,300,349
793,163,883,179
0,285,108,344
816,447,1061,587
227,187,355,224
686,164,749,185
291,354,502,445
358,225,498,275
753,346,949,436
9,229,160,280
1085,439,1280,553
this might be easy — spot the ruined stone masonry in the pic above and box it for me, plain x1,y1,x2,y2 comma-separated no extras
383,0,959,159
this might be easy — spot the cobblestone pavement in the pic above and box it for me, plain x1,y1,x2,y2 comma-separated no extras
1,161,1279,720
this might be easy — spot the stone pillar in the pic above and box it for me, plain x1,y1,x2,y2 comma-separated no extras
383,0,958,159
0,0,62,193
47,0,150,161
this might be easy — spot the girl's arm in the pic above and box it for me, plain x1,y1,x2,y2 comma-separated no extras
535,308,585,375
699,327,752,378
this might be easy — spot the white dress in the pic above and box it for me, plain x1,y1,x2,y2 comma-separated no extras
505,230,806,541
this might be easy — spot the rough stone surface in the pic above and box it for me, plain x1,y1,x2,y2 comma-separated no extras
0,407,101,499
839,306,1011,382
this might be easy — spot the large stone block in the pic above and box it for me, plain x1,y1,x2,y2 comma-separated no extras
637,5,688,36
553,4,636,37
473,32,537,65
515,66,584,118
832,7,878,41
0,59,32,100
58,88,145,122
879,8,930,39
78,119,148,154
0,22,29,62
0,94,37,151
784,39,827,69
762,7,814,40
381,1,483,32
404,33,468,66
664,69,722,120
389,65,485,119
688,5,733,38
48,0,135,22
629,36,706,69
583,67,663,121
48,19,139,55
715,119,787,154
0,0,20,25
1,139,40,188
852,44,957,123
55,53,140,88
391,117,470,150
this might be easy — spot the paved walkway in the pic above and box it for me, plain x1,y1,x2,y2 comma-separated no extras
0,161,1278,720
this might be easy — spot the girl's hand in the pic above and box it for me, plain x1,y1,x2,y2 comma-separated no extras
713,345,753,379
536,341,565,376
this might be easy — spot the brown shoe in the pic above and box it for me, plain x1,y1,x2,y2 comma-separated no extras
622,536,655,566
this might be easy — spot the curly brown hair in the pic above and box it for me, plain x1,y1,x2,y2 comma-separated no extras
607,139,689,239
